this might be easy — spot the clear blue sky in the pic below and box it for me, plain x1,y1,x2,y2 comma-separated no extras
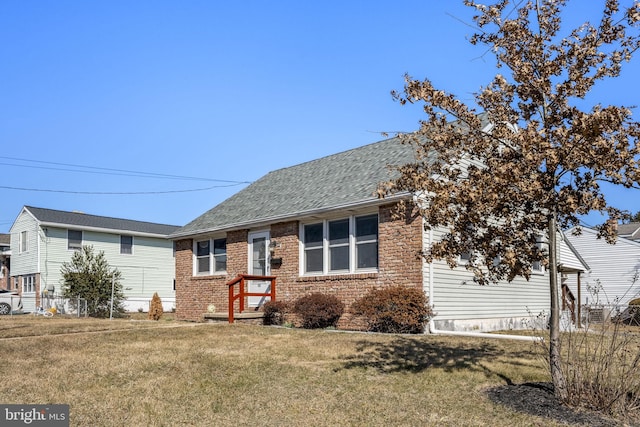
1,1,638,233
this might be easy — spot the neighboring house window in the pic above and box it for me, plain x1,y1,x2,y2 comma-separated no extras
302,213,379,275
459,252,471,264
68,230,82,251
194,238,227,275
120,235,133,254
532,238,545,273
20,231,28,253
22,275,36,293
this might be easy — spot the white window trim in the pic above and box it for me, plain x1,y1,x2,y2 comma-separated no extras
299,213,379,276
22,274,36,293
193,237,227,276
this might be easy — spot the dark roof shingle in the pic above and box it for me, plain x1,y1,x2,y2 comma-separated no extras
172,137,428,238
25,206,179,236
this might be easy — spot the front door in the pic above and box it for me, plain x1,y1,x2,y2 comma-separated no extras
248,231,270,307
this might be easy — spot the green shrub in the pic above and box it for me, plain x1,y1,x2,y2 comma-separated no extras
292,293,344,329
263,300,289,326
351,286,431,333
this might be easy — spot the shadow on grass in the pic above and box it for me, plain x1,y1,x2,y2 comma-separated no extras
337,335,519,374
337,336,622,426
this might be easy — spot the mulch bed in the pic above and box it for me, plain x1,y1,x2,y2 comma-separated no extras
486,382,637,426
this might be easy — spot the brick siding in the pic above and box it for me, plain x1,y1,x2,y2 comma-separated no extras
175,202,423,329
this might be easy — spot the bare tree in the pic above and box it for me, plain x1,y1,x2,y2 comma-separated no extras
380,0,640,400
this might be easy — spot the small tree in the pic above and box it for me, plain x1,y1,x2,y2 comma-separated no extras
148,292,163,321
380,0,640,401
61,245,125,318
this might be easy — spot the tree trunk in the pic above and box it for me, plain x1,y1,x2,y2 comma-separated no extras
548,216,568,401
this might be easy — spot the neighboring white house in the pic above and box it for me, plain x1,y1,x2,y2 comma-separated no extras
9,206,179,313
565,226,640,310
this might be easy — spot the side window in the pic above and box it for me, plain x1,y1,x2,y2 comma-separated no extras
20,231,28,253
120,235,133,254
68,230,82,251
532,238,545,273
194,238,227,275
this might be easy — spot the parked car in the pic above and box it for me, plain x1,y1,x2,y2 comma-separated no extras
0,289,22,315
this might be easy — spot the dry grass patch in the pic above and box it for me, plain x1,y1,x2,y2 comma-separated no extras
0,317,626,426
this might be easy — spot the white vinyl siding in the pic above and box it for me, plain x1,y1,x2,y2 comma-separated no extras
10,210,40,277
36,226,176,311
423,225,551,331
565,228,640,307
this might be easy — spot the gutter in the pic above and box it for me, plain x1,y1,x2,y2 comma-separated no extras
426,227,542,342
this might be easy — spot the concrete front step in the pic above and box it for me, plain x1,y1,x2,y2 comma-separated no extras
203,311,264,322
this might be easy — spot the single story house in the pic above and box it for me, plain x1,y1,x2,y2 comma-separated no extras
564,226,640,312
10,206,179,312
170,137,587,332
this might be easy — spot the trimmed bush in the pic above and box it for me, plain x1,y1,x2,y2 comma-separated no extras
263,300,289,326
148,292,163,321
292,293,344,329
351,286,431,333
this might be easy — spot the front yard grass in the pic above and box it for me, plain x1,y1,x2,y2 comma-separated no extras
0,316,621,426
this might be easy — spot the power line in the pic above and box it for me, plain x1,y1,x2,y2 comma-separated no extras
0,182,246,195
0,156,251,184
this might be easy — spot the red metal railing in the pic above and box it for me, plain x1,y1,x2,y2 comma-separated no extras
227,274,277,323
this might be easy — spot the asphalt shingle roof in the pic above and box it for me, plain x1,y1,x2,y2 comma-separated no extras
618,222,640,239
172,137,428,238
25,206,180,236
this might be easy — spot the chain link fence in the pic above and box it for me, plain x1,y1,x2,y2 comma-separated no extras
3,293,89,317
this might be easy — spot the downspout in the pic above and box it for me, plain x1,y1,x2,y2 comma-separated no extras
426,227,541,342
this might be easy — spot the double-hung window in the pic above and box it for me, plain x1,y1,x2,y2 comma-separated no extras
302,213,378,275
194,238,227,275
22,275,36,293
68,230,82,251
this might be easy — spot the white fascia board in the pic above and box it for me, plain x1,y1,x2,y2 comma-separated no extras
37,222,172,239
